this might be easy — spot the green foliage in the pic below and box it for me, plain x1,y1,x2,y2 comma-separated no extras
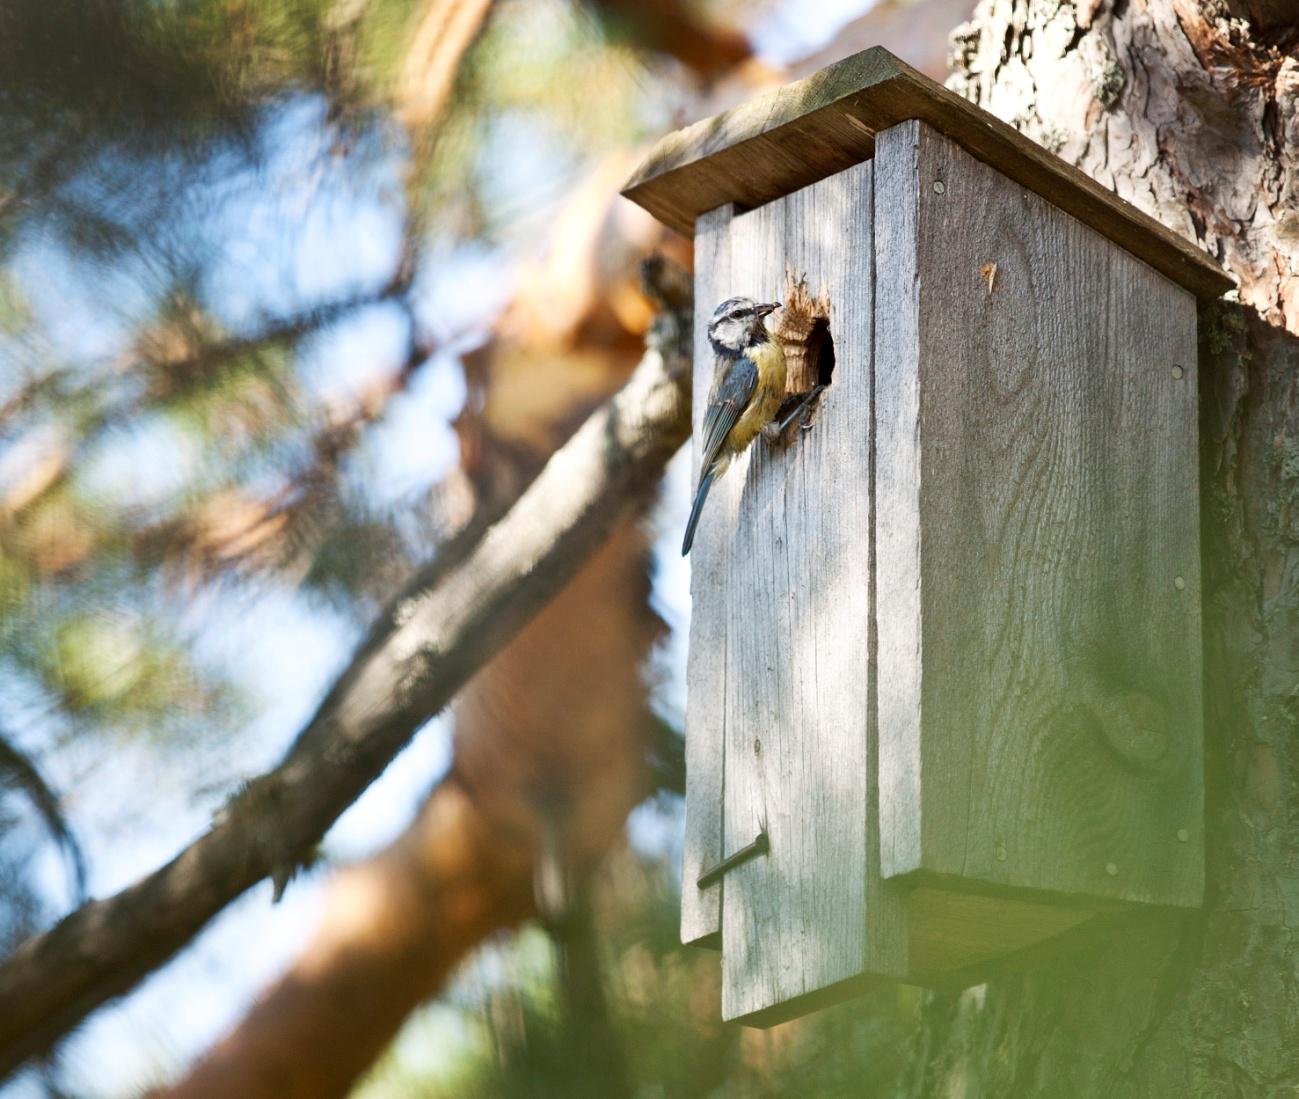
40,611,213,724
0,271,28,334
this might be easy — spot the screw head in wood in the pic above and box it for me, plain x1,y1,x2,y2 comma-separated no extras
753,737,761,755
1171,364,1185,380
1105,862,1119,876
1177,828,1190,843
1174,575,1186,591
932,180,946,194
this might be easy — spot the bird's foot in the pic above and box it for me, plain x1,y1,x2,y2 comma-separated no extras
771,384,827,436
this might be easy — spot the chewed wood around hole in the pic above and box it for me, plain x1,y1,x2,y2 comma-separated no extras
772,273,834,434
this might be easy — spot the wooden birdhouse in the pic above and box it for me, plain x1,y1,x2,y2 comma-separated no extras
621,48,1231,1027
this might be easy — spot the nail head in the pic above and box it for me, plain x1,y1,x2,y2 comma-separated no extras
1171,364,1185,380
1105,862,1119,877
1174,576,1186,591
933,180,946,194
1177,829,1190,843
753,738,761,754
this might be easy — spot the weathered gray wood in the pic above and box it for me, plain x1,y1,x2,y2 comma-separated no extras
621,47,1230,301
873,124,924,885
714,161,906,1024
873,121,1204,908
682,117,1206,1025
681,204,734,948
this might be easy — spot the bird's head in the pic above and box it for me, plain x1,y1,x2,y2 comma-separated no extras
708,296,781,355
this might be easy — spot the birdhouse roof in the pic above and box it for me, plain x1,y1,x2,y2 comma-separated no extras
621,47,1230,301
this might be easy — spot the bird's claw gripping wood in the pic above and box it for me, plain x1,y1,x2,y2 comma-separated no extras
773,383,827,435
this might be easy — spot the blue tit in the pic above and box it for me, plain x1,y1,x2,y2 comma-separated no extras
681,296,786,556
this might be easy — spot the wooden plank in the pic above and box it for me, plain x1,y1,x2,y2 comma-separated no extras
873,123,924,885
873,121,1204,908
717,161,906,1025
680,204,735,948
621,47,1230,302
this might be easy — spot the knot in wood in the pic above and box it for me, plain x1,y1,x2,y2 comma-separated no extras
1090,689,1172,775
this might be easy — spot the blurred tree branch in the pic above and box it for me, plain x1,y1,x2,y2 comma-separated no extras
584,0,751,78
0,271,691,1079
0,221,429,592
158,236,692,1096
0,729,86,903
147,1,758,1076
160,514,667,1099
550,878,634,1099
397,0,498,132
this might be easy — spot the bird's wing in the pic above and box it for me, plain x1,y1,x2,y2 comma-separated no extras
699,355,758,474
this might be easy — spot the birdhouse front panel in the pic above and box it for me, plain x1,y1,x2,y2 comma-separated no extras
683,160,908,1026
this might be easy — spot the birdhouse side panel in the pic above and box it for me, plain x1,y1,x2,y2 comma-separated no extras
874,120,1204,908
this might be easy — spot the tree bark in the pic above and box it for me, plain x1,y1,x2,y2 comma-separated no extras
903,3,1299,1096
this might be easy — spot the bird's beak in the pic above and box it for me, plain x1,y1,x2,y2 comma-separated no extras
756,302,781,317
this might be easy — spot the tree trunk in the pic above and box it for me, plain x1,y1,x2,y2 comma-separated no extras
903,3,1299,1096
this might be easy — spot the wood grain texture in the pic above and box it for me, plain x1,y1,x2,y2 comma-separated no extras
680,204,735,948
621,47,1230,302
873,123,924,884
873,121,1204,908
707,162,906,1024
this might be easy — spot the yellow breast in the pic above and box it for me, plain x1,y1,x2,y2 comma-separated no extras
726,340,787,453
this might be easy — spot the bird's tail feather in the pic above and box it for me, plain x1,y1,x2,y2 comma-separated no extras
682,468,717,556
